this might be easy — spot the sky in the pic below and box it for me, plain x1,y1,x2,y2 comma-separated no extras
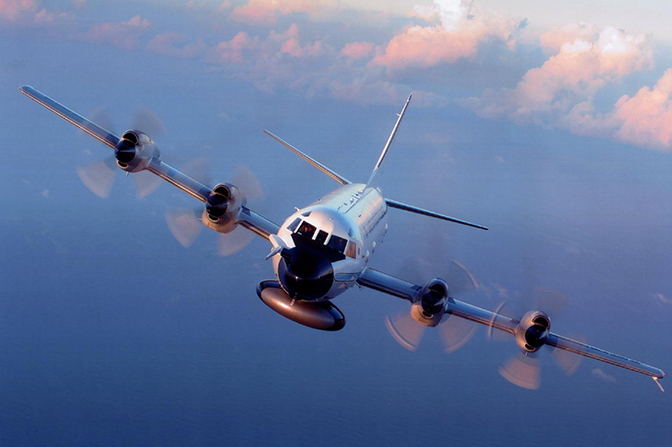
1,0,672,446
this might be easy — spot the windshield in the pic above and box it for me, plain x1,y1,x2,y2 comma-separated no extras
327,235,347,253
296,221,316,239
289,218,352,257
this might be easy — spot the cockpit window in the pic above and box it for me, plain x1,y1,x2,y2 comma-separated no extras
327,235,347,253
297,221,316,239
287,217,301,232
315,230,328,244
346,241,357,258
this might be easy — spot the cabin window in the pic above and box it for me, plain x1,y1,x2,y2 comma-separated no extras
315,230,328,244
297,221,316,239
327,235,347,253
287,217,301,232
346,241,357,258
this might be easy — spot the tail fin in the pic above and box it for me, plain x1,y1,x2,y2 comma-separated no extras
364,93,412,190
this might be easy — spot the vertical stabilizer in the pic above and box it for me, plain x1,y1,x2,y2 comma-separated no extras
364,94,412,190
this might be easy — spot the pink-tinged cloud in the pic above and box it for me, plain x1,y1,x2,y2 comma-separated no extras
85,15,152,51
462,25,672,151
341,41,375,60
147,32,207,59
208,23,325,67
0,0,37,20
229,0,275,24
464,26,652,125
612,69,672,149
373,0,524,69
0,0,73,24
208,32,259,64
229,0,331,25
539,23,599,54
270,23,323,57
206,24,335,94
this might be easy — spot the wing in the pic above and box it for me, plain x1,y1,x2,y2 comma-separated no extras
357,267,665,385
264,130,351,185
21,85,120,148
385,199,488,230
21,85,279,240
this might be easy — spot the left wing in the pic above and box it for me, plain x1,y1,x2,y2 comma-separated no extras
357,267,665,387
21,85,279,240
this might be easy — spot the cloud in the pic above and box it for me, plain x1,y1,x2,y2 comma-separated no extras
592,368,617,383
269,23,324,57
0,0,71,23
205,24,332,95
229,0,334,25
610,70,672,149
341,42,375,60
463,25,659,148
207,23,325,65
372,0,525,69
207,31,259,65
0,0,37,20
539,23,599,54
85,15,152,51
147,32,207,59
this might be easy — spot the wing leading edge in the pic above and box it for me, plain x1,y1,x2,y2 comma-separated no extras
357,267,665,387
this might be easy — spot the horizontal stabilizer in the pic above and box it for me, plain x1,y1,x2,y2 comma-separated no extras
386,199,488,230
264,130,351,185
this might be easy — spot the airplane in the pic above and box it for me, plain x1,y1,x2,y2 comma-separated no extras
20,85,666,391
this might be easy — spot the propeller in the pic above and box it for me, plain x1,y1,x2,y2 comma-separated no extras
76,107,165,199
486,287,586,390
165,163,264,256
498,352,541,390
385,258,480,352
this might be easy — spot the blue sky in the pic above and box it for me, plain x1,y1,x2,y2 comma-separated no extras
1,1,671,446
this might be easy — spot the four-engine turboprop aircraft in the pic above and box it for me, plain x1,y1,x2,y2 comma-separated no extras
21,85,666,391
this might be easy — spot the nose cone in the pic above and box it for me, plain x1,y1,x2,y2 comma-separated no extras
278,246,334,301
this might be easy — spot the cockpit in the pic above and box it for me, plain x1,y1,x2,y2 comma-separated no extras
286,214,358,260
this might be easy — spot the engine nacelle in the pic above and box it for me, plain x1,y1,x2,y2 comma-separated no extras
202,183,246,233
115,130,160,172
514,310,551,353
257,280,345,331
410,278,449,328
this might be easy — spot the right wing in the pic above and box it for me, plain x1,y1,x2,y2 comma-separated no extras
21,85,279,240
385,199,488,231
357,267,665,385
